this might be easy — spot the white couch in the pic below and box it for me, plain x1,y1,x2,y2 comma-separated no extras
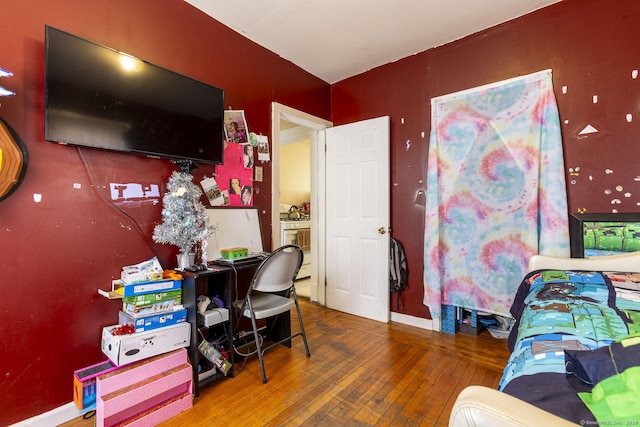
449,385,579,427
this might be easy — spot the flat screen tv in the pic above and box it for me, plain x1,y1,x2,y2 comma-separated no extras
44,26,224,165
569,213,640,258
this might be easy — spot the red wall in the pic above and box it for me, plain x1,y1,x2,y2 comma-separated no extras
4,0,640,423
332,0,640,319
0,1,330,424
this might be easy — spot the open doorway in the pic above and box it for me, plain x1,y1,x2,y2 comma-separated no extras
271,103,332,305
279,120,312,297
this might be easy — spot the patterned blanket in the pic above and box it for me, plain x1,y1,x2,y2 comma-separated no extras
499,270,640,423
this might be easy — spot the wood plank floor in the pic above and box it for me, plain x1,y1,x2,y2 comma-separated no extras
61,299,511,427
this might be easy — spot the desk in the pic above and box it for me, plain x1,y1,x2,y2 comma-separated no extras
182,260,292,395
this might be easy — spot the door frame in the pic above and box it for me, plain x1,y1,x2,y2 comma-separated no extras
271,102,332,305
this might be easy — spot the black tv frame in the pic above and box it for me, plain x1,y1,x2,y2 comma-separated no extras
44,25,225,166
569,212,640,258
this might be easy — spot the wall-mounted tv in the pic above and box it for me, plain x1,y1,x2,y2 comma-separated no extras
44,26,224,165
569,213,640,258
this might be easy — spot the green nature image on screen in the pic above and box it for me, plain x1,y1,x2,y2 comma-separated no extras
583,221,640,256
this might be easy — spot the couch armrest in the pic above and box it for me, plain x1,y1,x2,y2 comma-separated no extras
449,386,579,427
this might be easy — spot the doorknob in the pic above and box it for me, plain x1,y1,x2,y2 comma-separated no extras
378,227,387,234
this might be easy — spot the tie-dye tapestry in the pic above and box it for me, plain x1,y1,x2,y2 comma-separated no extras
423,69,569,319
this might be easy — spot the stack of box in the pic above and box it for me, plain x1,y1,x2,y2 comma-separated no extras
118,291,186,333
76,259,188,411
101,257,191,367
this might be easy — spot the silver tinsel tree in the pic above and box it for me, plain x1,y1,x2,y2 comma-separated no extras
153,171,209,254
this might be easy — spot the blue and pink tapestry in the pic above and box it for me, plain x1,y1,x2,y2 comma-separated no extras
423,70,569,319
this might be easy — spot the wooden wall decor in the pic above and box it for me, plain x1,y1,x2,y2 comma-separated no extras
0,116,27,201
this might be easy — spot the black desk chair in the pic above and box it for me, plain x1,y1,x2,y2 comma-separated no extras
234,245,311,383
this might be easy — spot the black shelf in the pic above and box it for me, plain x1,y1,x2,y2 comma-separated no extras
182,260,292,395
182,262,261,396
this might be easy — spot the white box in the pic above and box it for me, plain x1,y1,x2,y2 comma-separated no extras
101,322,190,366
121,257,164,284
197,308,229,327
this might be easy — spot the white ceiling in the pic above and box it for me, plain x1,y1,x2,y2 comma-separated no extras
185,0,561,84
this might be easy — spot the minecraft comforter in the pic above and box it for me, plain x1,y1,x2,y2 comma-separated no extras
499,269,640,423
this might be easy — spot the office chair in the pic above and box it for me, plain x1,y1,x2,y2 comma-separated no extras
235,244,311,383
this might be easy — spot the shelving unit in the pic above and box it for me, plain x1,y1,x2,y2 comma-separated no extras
182,261,293,394
95,348,192,427
441,305,482,335
182,268,238,396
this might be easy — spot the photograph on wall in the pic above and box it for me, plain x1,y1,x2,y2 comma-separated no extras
243,144,254,169
221,189,230,206
200,176,225,206
229,178,241,195
224,110,249,144
257,134,270,161
240,185,253,205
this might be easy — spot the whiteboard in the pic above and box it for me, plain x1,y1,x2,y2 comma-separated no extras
205,208,264,261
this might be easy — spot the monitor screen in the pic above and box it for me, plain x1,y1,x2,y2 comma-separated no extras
569,213,640,257
44,26,224,165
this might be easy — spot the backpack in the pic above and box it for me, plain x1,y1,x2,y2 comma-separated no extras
389,237,408,310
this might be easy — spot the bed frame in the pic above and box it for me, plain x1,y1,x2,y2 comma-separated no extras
528,251,640,273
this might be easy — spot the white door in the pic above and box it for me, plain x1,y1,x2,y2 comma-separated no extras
325,116,390,323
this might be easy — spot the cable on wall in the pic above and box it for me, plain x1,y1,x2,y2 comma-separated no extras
77,146,164,266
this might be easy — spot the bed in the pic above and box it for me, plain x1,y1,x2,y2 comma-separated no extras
449,252,640,427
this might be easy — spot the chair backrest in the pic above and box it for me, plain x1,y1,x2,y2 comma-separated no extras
249,245,303,294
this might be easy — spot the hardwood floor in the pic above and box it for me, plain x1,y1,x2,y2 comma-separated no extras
60,299,511,427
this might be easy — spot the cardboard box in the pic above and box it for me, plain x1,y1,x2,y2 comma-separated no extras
122,299,181,316
121,270,164,284
122,290,182,316
112,279,181,297
118,308,187,332
122,290,182,307
220,247,248,259
121,257,164,284
101,322,190,366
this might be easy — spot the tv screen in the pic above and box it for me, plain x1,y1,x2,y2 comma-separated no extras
569,213,640,257
44,26,224,165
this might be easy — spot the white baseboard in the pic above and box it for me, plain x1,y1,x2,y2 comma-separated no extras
9,402,79,427
390,311,440,332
